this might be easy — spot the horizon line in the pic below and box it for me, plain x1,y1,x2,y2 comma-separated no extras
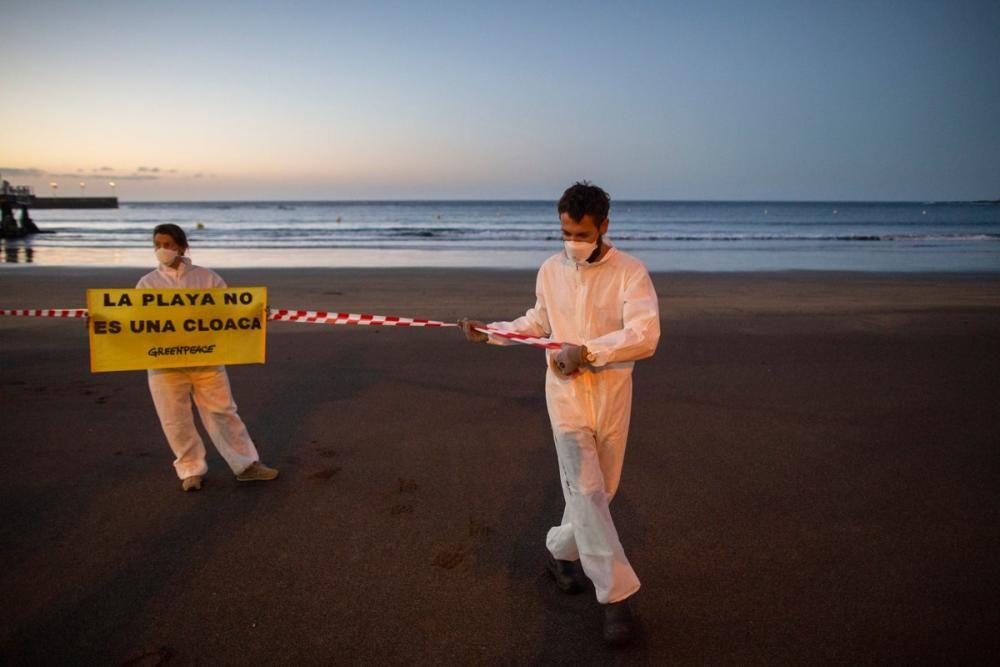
113,198,1000,205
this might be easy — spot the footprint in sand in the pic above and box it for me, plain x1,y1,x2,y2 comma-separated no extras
429,515,494,570
432,545,466,569
389,479,420,515
311,466,341,480
397,478,419,494
121,646,174,666
468,515,493,538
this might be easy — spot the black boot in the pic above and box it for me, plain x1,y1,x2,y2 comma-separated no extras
603,598,634,646
545,551,586,594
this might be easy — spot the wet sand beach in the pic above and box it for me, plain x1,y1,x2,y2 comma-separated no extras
1,268,998,665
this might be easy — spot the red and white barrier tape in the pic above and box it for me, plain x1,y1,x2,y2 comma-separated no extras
1,308,563,350
268,309,454,328
0,309,88,318
266,311,563,349
474,325,563,350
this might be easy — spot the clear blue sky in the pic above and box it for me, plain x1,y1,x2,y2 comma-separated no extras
3,0,999,200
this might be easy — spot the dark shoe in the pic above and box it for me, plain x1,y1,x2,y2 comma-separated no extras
181,475,203,492
603,598,634,646
545,552,585,594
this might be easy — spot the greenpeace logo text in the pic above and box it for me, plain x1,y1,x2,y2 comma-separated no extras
148,344,217,358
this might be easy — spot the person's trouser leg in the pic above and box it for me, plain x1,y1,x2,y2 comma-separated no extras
544,369,639,604
188,367,259,475
148,369,208,480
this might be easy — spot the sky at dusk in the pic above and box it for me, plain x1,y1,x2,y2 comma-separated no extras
3,0,999,201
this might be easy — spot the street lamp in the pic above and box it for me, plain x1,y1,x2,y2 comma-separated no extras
80,181,86,194
49,181,58,196
109,181,117,197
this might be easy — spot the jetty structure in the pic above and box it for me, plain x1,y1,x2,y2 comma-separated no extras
1,178,118,238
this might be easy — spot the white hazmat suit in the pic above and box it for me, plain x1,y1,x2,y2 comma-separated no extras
488,242,660,603
137,257,261,480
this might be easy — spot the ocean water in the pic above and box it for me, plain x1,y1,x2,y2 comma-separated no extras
2,200,999,272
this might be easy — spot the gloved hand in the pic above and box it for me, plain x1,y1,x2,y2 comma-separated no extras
458,318,489,343
554,343,588,375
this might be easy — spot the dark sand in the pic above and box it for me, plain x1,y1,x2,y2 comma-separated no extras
1,269,998,665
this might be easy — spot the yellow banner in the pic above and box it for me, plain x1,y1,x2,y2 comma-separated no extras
87,287,267,372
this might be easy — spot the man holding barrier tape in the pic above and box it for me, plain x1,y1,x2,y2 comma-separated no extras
460,182,660,646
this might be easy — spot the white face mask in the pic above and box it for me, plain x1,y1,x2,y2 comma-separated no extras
564,240,598,264
155,247,179,266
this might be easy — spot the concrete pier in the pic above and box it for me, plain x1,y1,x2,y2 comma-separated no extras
0,180,117,238
30,196,119,209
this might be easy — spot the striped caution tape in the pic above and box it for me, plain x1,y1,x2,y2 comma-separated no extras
473,325,563,350
267,309,455,327
266,310,563,350
1,307,563,350
0,309,88,318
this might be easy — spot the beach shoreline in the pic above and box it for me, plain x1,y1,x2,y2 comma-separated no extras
4,198,999,272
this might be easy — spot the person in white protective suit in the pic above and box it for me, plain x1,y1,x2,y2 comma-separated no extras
137,223,279,492
459,182,659,646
